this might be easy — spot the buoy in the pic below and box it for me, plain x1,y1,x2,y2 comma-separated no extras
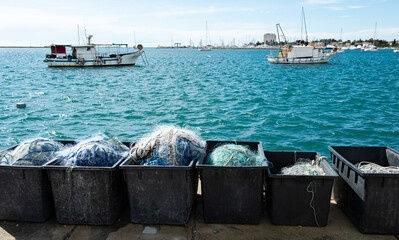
16,103,26,108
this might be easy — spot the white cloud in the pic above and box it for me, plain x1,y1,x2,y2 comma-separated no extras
326,6,345,11
139,6,254,17
348,6,367,9
302,0,341,4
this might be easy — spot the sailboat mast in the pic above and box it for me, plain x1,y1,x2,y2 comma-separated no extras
340,28,342,42
205,21,208,46
301,7,308,42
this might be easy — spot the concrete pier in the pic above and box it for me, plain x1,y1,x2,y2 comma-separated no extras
0,198,396,240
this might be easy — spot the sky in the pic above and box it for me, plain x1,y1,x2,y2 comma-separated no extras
0,0,398,47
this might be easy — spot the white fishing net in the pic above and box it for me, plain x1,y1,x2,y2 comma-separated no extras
129,125,206,166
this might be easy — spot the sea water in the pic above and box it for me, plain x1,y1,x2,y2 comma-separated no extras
0,48,398,157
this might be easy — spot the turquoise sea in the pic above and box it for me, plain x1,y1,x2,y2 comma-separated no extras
1,48,398,157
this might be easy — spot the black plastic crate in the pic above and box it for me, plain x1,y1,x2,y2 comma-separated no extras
196,140,267,224
0,158,53,222
329,146,399,234
265,151,338,227
43,141,128,225
0,140,72,222
120,158,197,225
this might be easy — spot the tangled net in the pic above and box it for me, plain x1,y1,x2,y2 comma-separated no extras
56,135,129,167
0,138,63,166
280,155,327,175
129,125,206,166
356,161,399,174
207,144,262,166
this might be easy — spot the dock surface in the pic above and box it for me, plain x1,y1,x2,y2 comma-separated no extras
0,199,396,240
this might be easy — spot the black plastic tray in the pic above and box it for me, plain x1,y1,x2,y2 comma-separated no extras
266,151,337,227
329,146,399,234
196,140,267,224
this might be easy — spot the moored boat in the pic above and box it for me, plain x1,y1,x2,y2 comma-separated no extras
266,23,334,64
364,44,378,52
267,44,334,64
43,35,144,67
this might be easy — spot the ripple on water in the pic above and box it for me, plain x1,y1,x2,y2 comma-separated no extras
0,48,398,157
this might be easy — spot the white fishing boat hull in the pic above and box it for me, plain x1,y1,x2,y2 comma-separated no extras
267,55,333,64
394,49,399,53
44,51,143,67
267,46,334,64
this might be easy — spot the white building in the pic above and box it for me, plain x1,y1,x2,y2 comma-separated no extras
264,33,276,44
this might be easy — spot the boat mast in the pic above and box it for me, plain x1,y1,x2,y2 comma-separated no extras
205,21,208,46
301,7,308,42
340,28,342,42
276,24,287,44
77,25,80,45
373,22,377,45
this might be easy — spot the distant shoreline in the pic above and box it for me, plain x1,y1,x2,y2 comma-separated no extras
0,46,48,48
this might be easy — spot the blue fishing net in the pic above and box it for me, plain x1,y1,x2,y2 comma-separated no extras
0,138,64,166
57,135,129,167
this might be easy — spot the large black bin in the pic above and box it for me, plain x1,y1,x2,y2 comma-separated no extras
329,146,399,234
43,141,126,225
265,151,338,227
120,158,197,225
0,140,72,222
0,149,53,222
196,140,267,224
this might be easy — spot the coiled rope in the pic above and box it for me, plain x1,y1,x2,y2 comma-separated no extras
356,161,399,174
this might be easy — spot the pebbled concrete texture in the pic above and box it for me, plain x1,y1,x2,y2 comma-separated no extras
0,199,397,240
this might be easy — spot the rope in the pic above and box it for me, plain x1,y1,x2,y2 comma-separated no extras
307,181,320,227
356,161,399,174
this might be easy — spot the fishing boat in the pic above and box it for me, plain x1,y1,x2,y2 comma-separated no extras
266,8,334,64
394,48,399,53
266,25,334,64
43,35,144,67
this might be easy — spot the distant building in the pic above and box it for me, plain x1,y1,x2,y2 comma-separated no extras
264,33,276,45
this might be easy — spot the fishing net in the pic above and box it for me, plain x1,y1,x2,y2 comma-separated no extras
280,156,326,175
129,125,206,166
0,138,64,166
207,144,262,166
356,161,399,174
56,134,129,167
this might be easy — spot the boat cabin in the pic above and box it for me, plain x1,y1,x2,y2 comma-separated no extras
278,45,324,59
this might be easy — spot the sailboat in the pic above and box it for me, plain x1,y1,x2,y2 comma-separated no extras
198,21,211,51
266,8,334,64
364,23,378,52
